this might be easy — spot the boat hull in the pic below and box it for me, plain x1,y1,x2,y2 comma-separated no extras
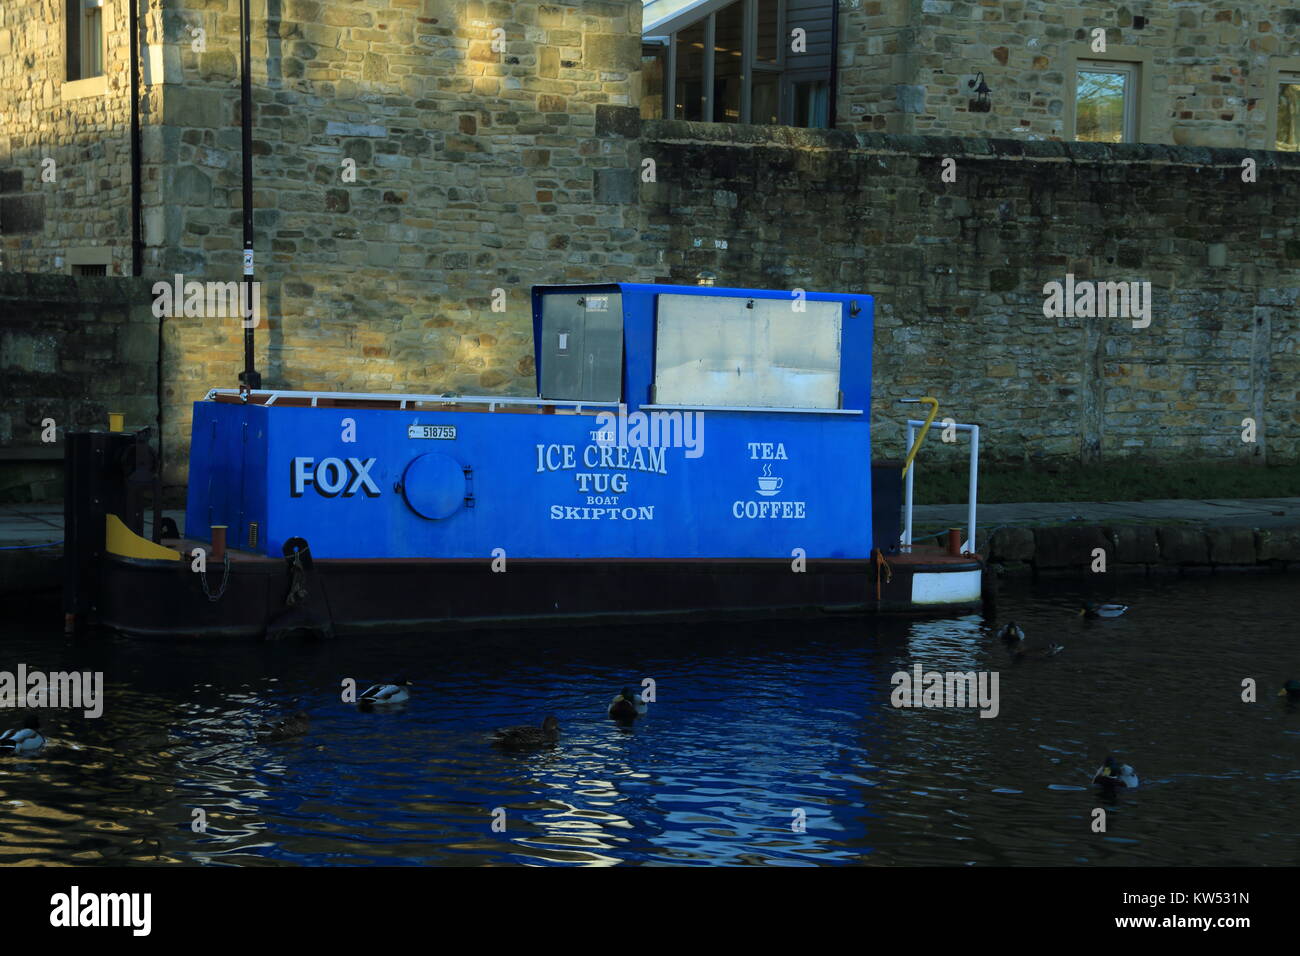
95,550,985,638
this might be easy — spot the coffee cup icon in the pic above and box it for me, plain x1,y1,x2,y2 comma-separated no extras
756,475,783,496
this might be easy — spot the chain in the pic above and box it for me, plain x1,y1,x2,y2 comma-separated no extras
200,553,232,602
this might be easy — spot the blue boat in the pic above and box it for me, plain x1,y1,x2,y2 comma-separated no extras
63,283,985,638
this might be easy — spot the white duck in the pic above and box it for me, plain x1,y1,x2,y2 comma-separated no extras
0,716,46,755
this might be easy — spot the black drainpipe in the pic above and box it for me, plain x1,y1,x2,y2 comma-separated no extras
828,0,839,129
129,0,142,275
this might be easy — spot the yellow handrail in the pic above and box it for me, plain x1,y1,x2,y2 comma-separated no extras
900,397,939,477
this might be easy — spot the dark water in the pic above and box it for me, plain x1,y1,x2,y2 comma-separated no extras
2,573,1298,866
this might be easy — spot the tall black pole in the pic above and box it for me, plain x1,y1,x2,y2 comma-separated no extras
238,0,261,394
129,0,142,275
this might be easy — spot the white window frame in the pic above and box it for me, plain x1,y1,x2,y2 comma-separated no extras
1073,60,1139,143
1276,71,1300,152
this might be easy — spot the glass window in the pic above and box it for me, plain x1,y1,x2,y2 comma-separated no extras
713,1,744,123
756,0,779,66
82,1,103,79
674,21,706,120
641,43,666,120
662,0,834,129
654,295,843,409
1075,64,1135,142
792,78,829,128
1278,76,1300,151
752,72,780,125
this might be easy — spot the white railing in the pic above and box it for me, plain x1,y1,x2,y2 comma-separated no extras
202,388,622,414
901,419,980,554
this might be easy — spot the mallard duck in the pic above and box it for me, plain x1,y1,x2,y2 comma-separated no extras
358,680,412,710
1278,679,1300,700
607,687,648,722
1011,642,1065,661
1082,602,1128,618
491,715,560,749
257,710,310,742
997,622,1026,645
0,716,45,755
1093,755,1139,790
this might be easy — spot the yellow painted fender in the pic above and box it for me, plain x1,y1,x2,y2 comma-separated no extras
105,514,181,561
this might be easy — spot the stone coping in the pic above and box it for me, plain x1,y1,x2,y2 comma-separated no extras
642,119,1300,169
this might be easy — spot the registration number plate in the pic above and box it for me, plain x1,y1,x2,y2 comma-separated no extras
407,424,457,440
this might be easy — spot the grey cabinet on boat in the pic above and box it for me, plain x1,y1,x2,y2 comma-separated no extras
538,292,624,403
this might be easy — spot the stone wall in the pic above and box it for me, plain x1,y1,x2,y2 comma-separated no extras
0,0,167,273
0,273,159,500
641,121,1300,466
836,0,1300,148
151,0,650,482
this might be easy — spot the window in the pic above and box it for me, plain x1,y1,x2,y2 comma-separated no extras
675,20,707,121
1277,74,1300,151
713,0,744,122
650,0,835,129
67,0,105,81
653,294,843,409
1074,61,1138,142
66,247,113,276
641,42,667,120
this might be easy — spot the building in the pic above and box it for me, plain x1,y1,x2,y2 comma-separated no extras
1,1,1297,488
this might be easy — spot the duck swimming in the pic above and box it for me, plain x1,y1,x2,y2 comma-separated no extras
0,716,45,755
257,710,311,742
996,622,1061,659
491,715,561,750
1093,755,1139,790
607,687,648,722
1082,602,1128,618
358,680,412,711
997,622,1025,645
1010,642,1065,661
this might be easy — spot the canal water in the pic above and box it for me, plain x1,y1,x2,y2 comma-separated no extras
1,572,1297,866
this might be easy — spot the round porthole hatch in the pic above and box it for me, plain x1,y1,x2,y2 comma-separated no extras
401,453,466,519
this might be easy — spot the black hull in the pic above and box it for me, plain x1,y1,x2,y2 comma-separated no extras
94,554,987,638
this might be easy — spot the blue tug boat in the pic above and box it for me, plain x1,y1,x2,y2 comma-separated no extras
62,283,985,638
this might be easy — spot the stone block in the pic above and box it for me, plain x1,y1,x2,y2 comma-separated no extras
1156,526,1210,564
1255,528,1300,562
1112,525,1159,564
1031,526,1111,569
988,526,1034,562
1206,526,1256,565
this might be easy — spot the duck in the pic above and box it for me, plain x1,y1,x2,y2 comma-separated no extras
1082,602,1128,618
257,710,310,742
0,716,45,755
1010,642,1065,662
996,622,1062,659
997,621,1026,645
358,680,412,711
1093,754,1139,790
491,715,561,750
607,687,648,723
1278,679,1300,700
